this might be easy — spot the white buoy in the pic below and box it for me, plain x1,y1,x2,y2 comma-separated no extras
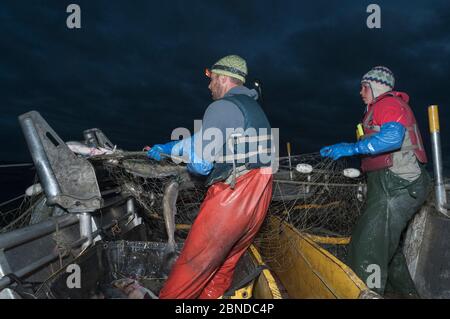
343,168,361,178
296,163,313,174
25,183,43,197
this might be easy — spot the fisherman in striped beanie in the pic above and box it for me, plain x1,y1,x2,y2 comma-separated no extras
361,66,395,99
321,65,430,297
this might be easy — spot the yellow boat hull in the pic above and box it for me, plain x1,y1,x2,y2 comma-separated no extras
258,216,373,299
225,244,284,299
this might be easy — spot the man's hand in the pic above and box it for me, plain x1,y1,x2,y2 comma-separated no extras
146,141,180,161
146,145,166,161
320,143,357,160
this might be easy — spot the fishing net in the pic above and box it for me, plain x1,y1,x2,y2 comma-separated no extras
94,152,207,242
95,151,366,272
0,174,45,234
1,151,366,275
253,153,366,272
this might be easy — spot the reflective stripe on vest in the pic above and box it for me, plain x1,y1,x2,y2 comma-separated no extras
205,94,273,187
215,133,273,163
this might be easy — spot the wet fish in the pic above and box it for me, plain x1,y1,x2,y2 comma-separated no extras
122,159,186,179
111,278,159,299
94,283,129,299
160,180,179,276
66,141,114,156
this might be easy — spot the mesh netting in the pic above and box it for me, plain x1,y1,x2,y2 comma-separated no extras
97,152,207,241
270,153,364,236
0,174,44,234
254,153,366,272
96,151,365,272
1,152,366,274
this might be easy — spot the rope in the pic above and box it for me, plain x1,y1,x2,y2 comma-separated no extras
0,194,25,207
3,273,39,299
0,163,33,168
52,219,72,268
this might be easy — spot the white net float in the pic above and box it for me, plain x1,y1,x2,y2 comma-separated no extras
25,183,43,197
296,163,313,174
343,168,361,178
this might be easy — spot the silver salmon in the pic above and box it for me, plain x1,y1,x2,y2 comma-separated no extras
160,180,179,276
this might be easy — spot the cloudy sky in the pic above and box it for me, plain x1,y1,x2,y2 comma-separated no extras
1,0,449,173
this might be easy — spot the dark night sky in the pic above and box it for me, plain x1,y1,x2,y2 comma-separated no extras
1,0,449,174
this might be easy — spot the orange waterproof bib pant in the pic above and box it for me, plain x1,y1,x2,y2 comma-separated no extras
159,167,273,299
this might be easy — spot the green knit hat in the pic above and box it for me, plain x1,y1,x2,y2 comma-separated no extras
207,55,247,83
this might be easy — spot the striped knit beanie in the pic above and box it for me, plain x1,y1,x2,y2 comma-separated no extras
361,66,395,98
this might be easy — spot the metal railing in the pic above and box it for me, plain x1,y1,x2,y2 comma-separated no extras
428,105,449,216
0,209,133,291
0,215,78,250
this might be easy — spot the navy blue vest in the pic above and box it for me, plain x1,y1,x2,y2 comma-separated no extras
205,94,273,187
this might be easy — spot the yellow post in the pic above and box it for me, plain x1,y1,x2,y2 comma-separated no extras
428,105,440,133
428,105,449,215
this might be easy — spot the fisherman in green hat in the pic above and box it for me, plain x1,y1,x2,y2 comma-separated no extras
147,55,275,299
205,55,248,99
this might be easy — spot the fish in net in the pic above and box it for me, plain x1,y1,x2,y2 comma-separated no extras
99,151,366,274
1,151,366,277
97,152,207,242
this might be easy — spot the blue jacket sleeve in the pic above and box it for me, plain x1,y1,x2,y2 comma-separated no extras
172,133,214,176
355,122,406,155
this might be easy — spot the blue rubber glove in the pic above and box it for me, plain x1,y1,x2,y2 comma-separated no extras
187,159,214,176
320,143,357,160
177,133,214,176
148,134,214,175
147,141,179,161
321,122,405,160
